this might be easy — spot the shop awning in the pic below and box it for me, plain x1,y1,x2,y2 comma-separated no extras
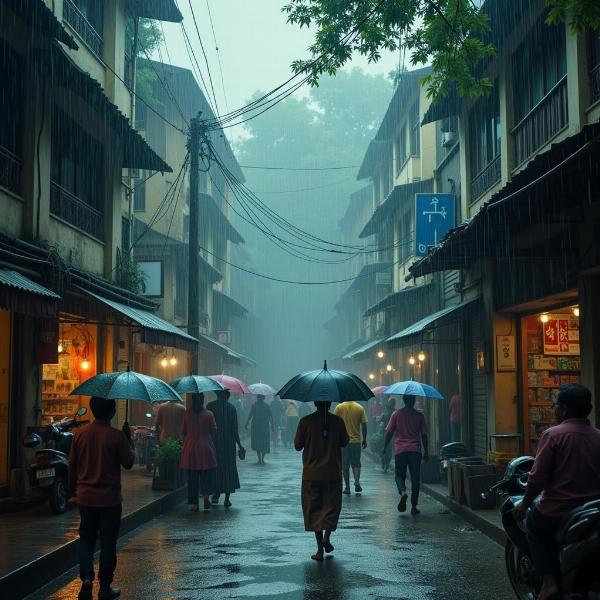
363,283,433,317
128,0,183,22
227,348,256,366
213,290,247,317
342,338,385,361
334,262,392,311
84,290,198,351
0,269,60,317
387,298,478,345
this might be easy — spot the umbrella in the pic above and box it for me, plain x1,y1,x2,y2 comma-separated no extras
71,370,182,423
170,375,225,395
371,386,388,396
209,374,250,394
248,382,277,396
383,380,444,400
278,360,373,404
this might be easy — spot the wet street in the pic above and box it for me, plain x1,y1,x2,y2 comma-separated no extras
28,448,514,600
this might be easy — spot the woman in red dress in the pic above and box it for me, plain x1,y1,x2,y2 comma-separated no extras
180,393,218,511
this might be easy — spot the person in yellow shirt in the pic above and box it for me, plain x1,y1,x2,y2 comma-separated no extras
333,400,368,494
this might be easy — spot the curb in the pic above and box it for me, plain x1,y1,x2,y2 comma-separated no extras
1,486,186,599
421,482,506,547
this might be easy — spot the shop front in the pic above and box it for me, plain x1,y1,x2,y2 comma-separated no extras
518,301,580,454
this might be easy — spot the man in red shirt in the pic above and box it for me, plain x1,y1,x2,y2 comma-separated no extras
381,395,428,515
69,397,135,600
513,384,600,600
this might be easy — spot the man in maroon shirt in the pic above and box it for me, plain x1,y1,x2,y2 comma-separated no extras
513,384,600,600
69,397,135,600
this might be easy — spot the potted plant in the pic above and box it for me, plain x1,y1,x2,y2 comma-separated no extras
151,439,183,490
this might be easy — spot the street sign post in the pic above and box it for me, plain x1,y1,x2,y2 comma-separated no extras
415,193,456,257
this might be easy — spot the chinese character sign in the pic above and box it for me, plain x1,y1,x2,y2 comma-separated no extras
543,317,580,355
415,194,456,256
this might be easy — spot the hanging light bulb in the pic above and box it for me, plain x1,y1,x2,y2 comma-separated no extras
57,341,64,354
169,353,178,366
386,364,393,372
160,355,169,368
409,356,416,366
418,351,426,362
81,357,90,371
573,306,580,317
376,350,384,359
368,373,375,380
540,313,550,323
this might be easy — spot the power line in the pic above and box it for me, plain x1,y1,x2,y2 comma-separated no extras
252,178,353,195
204,0,229,113
240,164,360,171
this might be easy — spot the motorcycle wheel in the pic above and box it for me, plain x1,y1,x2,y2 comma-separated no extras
49,477,68,514
505,541,538,600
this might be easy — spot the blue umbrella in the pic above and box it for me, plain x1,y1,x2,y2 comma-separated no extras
170,375,225,395
383,380,444,400
278,360,373,404
71,370,182,403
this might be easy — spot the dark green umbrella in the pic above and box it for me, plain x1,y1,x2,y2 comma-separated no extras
170,375,225,395
277,360,373,404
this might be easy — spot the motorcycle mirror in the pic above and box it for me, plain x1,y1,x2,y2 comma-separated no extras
23,433,42,448
76,407,88,417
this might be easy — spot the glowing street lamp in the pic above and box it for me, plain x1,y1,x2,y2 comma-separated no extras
160,355,169,368
377,350,385,359
418,351,426,362
368,373,375,381
408,356,416,366
386,364,393,372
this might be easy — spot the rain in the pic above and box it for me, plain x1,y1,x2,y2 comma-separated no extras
0,1,599,599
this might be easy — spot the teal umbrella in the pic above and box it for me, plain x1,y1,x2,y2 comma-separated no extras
170,375,225,395
384,380,443,399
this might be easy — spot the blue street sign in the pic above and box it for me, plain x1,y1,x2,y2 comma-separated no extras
415,193,455,257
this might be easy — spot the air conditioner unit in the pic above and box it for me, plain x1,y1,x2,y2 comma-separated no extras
442,132,457,148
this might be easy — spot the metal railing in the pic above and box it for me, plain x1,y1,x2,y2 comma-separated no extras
0,146,22,196
591,64,600,105
512,76,568,167
50,182,104,241
470,154,501,202
63,0,103,57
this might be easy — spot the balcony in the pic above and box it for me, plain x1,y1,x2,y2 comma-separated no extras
512,76,568,167
591,64,600,106
470,154,501,203
63,0,103,57
50,182,104,241
0,146,22,196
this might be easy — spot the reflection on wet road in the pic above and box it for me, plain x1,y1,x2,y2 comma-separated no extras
27,448,514,599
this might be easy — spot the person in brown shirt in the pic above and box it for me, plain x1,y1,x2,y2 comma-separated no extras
156,400,185,445
68,397,134,600
294,401,349,561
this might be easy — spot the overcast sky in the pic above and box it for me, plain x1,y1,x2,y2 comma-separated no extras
161,0,400,138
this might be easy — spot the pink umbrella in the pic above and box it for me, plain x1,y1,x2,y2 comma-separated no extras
209,374,250,394
371,386,388,396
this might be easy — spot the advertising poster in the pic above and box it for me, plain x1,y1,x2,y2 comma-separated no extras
542,316,580,355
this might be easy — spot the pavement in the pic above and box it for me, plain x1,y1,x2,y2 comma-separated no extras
0,468,185,599
27,446,515,600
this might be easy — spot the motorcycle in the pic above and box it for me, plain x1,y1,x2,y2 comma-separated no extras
23,406,88,514
483,456,600,599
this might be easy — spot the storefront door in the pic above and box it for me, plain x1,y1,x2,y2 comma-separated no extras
0,310,11,486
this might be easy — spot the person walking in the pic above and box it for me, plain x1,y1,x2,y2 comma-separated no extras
283,400,300,449
208,389,244,507
449,393,462,442
180,393,217,512
68,397,135,600
380,397,396,473
333,399,368,494
155,400,185,445
245,394,274,464
381,395,429,515
294,401,349,562
368,398,382,434
270,396,284,448
512,384,600,600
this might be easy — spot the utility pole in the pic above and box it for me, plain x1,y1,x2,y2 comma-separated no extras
187,114,202,372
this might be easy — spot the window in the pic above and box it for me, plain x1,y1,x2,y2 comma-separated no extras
133,173,146,211
51,108,104,210
410,101,420,156
137,261,163,297
469,87,501,179
395,125,407,174
512,18,566,122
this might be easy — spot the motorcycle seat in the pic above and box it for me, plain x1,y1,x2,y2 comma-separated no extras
556,500,600,544
35,448,67,459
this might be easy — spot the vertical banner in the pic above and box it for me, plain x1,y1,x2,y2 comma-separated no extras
415,193,456,256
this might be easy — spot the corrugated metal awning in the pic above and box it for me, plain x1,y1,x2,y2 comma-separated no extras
0,269,60,317
387,299,478,344
84,290,198,351
342,338,385,361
